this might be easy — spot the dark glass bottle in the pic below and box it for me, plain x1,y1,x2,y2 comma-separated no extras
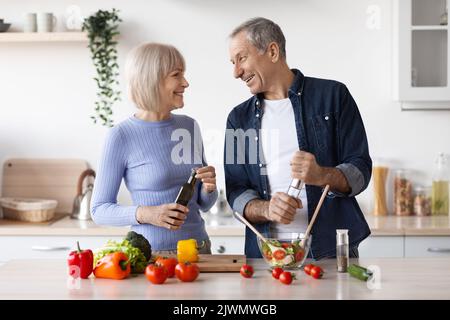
175,168,197,206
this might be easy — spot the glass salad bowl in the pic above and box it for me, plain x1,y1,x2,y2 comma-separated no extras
257,233,312,270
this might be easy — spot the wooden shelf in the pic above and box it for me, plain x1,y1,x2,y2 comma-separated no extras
411,25,448,31
0,32,88,43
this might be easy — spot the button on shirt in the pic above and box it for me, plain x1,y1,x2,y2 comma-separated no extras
260,98,308,236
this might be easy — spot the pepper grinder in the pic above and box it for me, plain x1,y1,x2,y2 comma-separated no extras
336,229,349,272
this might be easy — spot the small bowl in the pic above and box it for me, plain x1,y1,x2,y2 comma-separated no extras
0,23,11,33
257,232,312,270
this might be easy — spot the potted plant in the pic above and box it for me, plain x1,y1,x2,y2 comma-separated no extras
82,9,122,127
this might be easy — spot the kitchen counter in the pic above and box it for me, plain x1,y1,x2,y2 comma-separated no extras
1,257,449,299
1,213,449,237
366,215,450,236
0,213,245,237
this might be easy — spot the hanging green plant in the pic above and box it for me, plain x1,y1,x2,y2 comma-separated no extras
82,9,122,127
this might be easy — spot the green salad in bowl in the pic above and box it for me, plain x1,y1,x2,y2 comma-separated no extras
257,233,311,269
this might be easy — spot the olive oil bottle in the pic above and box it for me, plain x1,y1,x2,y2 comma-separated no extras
175,168,198,206
432,153,449,215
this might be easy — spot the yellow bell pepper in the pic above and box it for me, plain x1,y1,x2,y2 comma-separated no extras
177,239,199,263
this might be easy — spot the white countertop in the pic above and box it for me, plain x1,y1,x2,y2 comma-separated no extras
1,257,449,299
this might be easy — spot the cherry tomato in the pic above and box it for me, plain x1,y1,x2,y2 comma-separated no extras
271,267,284,279
304,264,315,275
155,256,178,278
273,250,286,260
281,243,291,249
295,249,305,262
175,262,200,282
145,264,168,284
310,266,324,279
279,271,295,285
240,264,254,278
264,250,272,260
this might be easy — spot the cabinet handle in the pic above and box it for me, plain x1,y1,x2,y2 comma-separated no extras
217,245,226,254
427,247,450,253
32,246,71,251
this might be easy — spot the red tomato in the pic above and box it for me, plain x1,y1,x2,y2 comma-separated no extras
145,264,168,284
295,249,305,262
264,250,272,260
281,243,291,249
271,267,284,279
155,256,178,278
175,262,200,282
279,271,295,285
310,266,324,279
304,264,315,275
240,264,254,278
273,250,286,260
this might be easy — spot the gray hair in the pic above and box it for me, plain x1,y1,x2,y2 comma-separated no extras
230,17,286,59
125,42,185,112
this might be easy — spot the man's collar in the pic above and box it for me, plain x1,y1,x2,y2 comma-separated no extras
252,68,305,110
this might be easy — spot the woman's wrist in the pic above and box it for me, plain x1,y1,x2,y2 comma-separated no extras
136,206,144,224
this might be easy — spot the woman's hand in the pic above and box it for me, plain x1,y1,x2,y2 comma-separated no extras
136,204,189,230
195,166,217,193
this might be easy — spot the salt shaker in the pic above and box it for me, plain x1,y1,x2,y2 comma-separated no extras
336,229,349,272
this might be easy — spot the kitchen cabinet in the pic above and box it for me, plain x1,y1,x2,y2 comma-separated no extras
0,235,245,262
404,236,450,257
358,235,404,257
0,236,124,262
393,0,450,107
209,236,245,254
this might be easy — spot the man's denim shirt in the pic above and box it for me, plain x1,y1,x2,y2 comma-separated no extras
224,69,372,259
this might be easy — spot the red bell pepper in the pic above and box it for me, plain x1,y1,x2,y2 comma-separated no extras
68,241,94,279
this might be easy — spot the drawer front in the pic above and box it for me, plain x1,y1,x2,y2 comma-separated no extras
0,236,124,262
405,236,450,257
209,236,245,255
358,236,404,258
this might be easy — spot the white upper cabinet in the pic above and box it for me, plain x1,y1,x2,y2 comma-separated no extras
394,0,450,106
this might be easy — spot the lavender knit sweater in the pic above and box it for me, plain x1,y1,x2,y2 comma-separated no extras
91,114,218,251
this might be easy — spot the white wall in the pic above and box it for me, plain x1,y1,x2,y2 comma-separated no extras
1,0,449,214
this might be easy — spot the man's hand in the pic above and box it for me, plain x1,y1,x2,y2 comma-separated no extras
290,150,325,186
290,150,351,194
267,192,302,224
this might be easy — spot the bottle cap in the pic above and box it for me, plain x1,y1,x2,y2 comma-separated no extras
336,229,349,245
290,179,302,189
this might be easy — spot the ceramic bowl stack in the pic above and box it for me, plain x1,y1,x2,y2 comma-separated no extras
0,19,11,32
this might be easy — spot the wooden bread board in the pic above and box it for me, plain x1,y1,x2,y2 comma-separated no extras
196,254,246,272
1,159,90,214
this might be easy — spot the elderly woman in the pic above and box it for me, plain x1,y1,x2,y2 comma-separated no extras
91,43,218,255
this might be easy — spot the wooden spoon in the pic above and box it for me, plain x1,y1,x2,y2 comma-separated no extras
234,212,288,253
300,184,330,249
234,212,268,243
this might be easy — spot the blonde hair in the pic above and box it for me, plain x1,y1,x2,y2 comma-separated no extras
125,43,186,112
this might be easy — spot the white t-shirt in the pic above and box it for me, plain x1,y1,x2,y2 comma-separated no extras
260,98,308,236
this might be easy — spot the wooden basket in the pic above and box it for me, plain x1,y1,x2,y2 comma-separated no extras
0,197,57,222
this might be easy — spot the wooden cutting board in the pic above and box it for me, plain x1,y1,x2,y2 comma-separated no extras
196,254,246,272
1,159,90,214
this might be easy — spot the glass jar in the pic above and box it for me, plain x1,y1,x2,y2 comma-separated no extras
431,153,449,216
413,186,431,216
372,165,389,216
394,169,413,216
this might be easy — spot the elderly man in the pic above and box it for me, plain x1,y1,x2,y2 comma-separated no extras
224,17,371,259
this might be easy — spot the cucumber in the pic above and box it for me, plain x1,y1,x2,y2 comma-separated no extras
348,264,373,281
